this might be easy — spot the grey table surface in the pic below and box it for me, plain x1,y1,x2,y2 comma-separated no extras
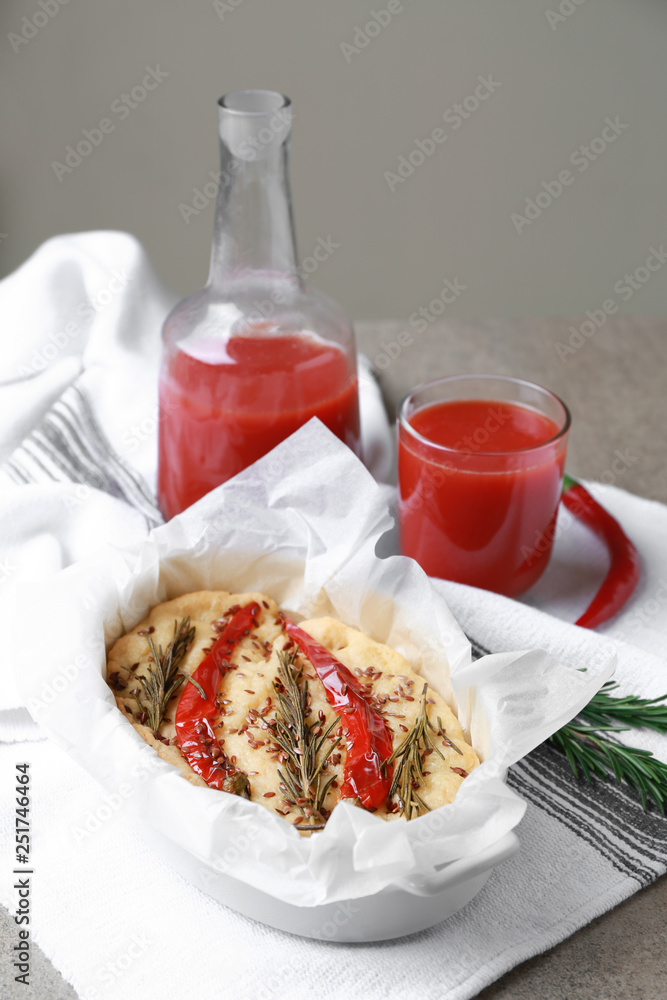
1,317,666,999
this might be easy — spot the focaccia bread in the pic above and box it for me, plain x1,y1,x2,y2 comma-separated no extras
107,589,479,829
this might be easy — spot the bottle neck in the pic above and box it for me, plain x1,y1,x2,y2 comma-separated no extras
208,94,300,290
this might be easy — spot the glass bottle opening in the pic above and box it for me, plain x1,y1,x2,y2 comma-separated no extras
217,90,292,161
219,90,290,115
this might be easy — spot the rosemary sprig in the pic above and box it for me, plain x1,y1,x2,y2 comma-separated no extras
548,683,667,813
118,618,202,733
384,683,451,820
579,681,667,733
269,649,341,829
549,723,667,813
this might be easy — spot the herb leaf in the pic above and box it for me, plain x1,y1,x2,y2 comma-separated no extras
383,683,454,820
118,618,197,733
579,681,667,733
269,648,341,830
548,683,667,813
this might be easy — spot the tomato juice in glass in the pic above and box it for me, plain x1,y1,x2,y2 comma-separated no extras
397,375,570,597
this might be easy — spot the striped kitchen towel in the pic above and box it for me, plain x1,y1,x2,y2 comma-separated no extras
2,383,162,526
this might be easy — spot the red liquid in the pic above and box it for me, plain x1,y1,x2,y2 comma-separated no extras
398,399,566,597
158,334,360,518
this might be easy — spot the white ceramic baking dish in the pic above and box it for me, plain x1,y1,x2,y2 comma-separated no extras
15,424,609,943
141,825,519,941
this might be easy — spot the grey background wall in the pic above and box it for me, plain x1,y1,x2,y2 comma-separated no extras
1,0,666,321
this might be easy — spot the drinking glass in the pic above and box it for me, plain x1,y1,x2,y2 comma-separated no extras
397,374,571,597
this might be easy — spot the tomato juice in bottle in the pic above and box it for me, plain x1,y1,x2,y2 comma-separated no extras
158,329,359,517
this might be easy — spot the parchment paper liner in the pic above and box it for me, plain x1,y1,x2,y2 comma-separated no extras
14,421,612,906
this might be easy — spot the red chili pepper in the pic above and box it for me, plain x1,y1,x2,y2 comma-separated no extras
561,474,640,629
174,602,259,791
284,618,394,810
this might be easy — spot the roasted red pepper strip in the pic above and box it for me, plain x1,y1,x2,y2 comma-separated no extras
562,474,640,629
174,601,259,790
284,618,393,810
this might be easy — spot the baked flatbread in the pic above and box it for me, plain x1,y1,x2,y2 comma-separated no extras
107,590,479,827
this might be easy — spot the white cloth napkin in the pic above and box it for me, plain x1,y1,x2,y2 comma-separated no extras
0,233,665,1000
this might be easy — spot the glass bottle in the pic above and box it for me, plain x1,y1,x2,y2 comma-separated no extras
157,90,360,519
